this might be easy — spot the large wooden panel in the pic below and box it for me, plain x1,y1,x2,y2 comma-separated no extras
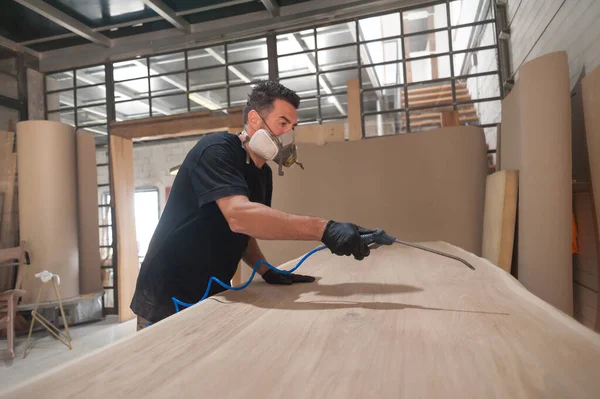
109,136,139,322
500,85,520,171
482,170,518,273
583,64,600,331
77,132,102,294
3,242,600,398
259,126,488,268
16,121,80,303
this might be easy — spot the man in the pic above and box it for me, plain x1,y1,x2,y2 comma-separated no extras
131,80,373,330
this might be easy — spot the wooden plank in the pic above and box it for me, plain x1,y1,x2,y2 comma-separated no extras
76,132,102,295
582,64,600,332
109,136,139,322
346,79,361,141
482,170,519,274
3,242,600,398
440,111,460,127
406,82,466,95
294,122,345,146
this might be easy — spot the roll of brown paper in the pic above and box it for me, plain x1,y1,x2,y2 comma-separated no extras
517,52,573,316
17,120,80,303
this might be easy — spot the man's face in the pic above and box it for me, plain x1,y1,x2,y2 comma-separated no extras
249,98,298,137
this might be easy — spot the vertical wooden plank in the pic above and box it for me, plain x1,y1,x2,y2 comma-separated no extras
77,132,102,295
109,135,139,322
582,65,600,332
346,79,362,141
440,111,460,127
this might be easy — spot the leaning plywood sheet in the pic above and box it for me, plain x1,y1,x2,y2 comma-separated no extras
583,64,600,331
77,132,102,295
260,126,487,269
500,85,520,171
109,136,139,322
3,243,600,398
482,170,518,273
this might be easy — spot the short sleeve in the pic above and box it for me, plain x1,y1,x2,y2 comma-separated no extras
189,142,249,208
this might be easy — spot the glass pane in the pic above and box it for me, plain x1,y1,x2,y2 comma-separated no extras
187,46,225,69
188,67,226,91
48,109,75,126
277,30,315,56
363,87,405,113
317,22,356,49
0,75,18,99
361,62,403,88
407,55,451,83
77,105,107,126
484,126,498,151
76,65,105,86
365,112,406,137
454,48,497,76
450,0,491,26
150,52,185,75
458,74,500,101
360,40,402,64
405,31,447,57
468,99,501,125
47,90,74,111
229,84,253,108
297,97,318,122
406,80,454,109
46,72,73,91
408,105,454,132
317,45,357,72
115,78,149,102
150,73,186,96
320,93,347,119
113,59,148,82
115,99,150,120
95,135,108,146
79,124,107,135
278,53,316,78
229,59,268,84
278,75,317,98
402,3,447,34
77,85,106,107
227,38,267,63
321,69,358,94
359,12,401,41
188,89,227,111
103,288,114,308
135,190,160,258
152,94,188,115
452,23,495,51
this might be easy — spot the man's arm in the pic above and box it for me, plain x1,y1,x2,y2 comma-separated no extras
216,195,327,241
242,237,270,276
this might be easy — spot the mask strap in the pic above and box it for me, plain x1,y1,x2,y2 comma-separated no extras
238,130,251,164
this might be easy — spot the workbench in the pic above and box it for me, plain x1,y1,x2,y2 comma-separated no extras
3,242,600,398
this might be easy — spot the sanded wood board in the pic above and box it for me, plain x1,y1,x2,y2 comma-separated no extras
3,242,600,398
109,136,139,322
482,170,518,273
582,64,600,331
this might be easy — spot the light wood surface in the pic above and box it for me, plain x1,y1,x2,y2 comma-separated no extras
346,78,361,141
16,121,80,303
582,64,600,331
109,136,139,322
76,132,102,295
2,242,600,398
482,170,518,273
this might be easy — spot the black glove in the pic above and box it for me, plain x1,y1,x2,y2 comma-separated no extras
321,220,372,260
261,269,315,285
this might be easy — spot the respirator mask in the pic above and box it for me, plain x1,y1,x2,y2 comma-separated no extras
240,113,304,176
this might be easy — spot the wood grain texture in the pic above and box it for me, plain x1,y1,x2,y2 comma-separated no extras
76,132,102,295
482,170,518,273
582,65,600,331
109,136,139,322
2,242,600,399
258,126,488,270
16,121,80,303
347,78,361,141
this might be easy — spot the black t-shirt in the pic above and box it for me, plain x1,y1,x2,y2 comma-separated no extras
130,132,273,323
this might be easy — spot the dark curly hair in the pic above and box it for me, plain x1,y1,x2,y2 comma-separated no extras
243,80,300,125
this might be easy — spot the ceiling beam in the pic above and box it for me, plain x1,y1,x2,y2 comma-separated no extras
13,0,111,47
0,36,40,58
141,0,191,33
260,0,281,17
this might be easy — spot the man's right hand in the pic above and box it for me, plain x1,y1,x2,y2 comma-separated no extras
321,221,372,260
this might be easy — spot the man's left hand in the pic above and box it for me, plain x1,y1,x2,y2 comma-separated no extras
261,269,315,285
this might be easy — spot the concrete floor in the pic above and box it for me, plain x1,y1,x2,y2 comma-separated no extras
0,316,136,394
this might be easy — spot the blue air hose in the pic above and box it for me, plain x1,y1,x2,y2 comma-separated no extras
171,245,327,312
